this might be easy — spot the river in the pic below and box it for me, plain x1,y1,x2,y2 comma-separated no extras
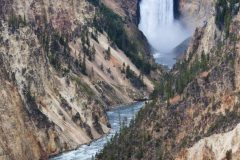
50,102,144,160
51,0,191,159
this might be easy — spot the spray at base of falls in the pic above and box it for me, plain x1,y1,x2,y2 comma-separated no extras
138,0,191,67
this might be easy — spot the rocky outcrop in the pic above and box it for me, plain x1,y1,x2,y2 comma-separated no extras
176,8,240,160
101,0,154,65
0,22,109,159
101,0,138,23
177,123,240,160
96,1,240,160
0,0,154,159
179,0,215,29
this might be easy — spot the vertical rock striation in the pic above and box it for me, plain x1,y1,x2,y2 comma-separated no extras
0,0,155,159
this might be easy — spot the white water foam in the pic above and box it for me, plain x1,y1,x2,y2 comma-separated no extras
50,102,144,160
139,0,191,67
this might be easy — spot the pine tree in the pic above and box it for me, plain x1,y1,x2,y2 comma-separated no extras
91,67,94,79
126,65,131,78
91,45,96,61
23,14,27,26
105,46,111,60
82,53,87,75
100,63,104,71
86,33,90,47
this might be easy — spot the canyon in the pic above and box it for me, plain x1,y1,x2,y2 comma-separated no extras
0,0,155,159
1,0,240,159
96,0,240,160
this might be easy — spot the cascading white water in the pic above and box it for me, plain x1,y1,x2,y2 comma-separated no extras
139,0,174,38
139,0,191,67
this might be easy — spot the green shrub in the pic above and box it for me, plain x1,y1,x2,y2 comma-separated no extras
71,76,94,96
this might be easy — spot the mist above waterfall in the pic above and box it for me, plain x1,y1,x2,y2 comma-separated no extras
139,0,191,66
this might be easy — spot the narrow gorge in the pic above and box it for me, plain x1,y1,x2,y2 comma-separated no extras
0,0,155,159
52,0,196,159
97,0,240,159
1,0,240,160
51,0,192,159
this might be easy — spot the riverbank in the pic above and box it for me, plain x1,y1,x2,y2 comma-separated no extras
49,131,108,159
50,102,145,160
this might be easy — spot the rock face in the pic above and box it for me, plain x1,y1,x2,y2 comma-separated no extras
176,8,240,160
101,0,139,23
177,123,240,160
0,0,154,159
96,1,240,160
179,0,215,29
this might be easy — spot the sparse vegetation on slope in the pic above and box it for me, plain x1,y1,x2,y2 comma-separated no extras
151,52,209,101
96,1,240,159
0,0,156,158
89,0,153,74
215,0,239,36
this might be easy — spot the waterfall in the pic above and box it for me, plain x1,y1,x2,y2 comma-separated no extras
139,0,191,66
139,0,174,36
